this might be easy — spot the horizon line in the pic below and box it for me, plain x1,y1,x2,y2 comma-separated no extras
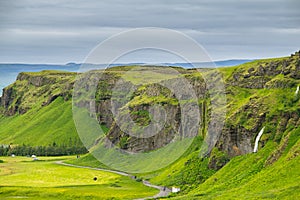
0,58,257,66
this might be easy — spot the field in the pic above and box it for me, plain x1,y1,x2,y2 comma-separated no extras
0,156,158,200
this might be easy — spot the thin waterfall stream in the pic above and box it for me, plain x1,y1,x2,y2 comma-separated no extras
253,126,265,153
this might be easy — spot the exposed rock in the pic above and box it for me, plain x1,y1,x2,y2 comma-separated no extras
228,52,300,89
265,132,290,166
1,71,76,116
248,67,255,73
243,74,251,79
256,65,265,76
1,52,300,163
233,73,240,81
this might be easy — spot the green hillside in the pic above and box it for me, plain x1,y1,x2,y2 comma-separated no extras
0,71,85,156
176,128,300,199
0,52,299,199
0,97,78,146
71,53,300,198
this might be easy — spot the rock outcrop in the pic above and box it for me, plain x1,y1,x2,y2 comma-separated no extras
229,51,300,89
1,51,300,167
0,71,76,116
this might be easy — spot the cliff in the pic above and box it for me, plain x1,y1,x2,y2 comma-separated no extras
0,52,300,167
0,70,76,115
218,51,300,158
0,71,78,147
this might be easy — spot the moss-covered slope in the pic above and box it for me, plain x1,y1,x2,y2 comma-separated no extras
0,51,299,198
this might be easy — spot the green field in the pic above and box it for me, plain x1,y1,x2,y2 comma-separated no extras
0,156,158,200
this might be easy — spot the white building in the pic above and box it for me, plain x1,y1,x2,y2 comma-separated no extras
171,187,180,193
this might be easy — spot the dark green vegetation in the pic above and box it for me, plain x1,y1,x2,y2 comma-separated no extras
0,51,300,199
0,96,87,156
0,72,86,156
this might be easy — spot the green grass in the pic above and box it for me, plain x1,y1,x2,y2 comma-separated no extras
20,70,77,76
0,97,79,147
173,129,300,199
65,154,110,170
223,77,299,131
0,156,158,200
70,137,217,193
1,54,300,199
219,56,288,76
90,137,195,173
110,66,182,85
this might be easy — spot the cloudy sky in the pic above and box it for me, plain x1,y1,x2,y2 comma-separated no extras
0,0,299,64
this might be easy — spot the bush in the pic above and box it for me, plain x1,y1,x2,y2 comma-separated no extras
208,147,230,170
135,178,143,182
0,160,4,163
2,144,88,157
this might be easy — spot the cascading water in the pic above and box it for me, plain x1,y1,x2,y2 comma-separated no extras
295,86,299,95
253,126,265,153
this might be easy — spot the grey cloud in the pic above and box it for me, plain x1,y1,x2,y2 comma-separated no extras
0,0,299,63
2,0,299,29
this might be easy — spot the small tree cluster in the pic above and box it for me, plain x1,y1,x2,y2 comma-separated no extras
0,143,88,156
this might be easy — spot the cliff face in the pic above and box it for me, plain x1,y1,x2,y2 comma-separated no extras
75,68,207,153
228,51,300,89
0,71,75,116
1,52,300,166
216,51,300,158
99,81,188,152
73,52,300,160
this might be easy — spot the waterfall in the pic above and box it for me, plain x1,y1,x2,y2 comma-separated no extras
253,126,265,153
295,86,299,95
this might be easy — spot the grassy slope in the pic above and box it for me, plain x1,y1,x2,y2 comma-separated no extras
170,57,300,199
52,57,300,199
176,129,300,199
0,56,299,199
69,137,217,192
0,97,79,146
0,156,158,200
102,57,299,198
218,56,288,77
66,153,110,170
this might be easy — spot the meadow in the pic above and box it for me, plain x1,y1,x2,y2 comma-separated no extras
0,156,158,200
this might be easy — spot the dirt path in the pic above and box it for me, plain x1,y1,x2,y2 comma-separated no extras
136,180,171,200
55,161,171,199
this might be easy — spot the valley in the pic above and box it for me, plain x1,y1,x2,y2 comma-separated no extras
0,156,158,200
0,52,300,199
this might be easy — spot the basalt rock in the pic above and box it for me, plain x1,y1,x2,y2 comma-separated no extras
1,52,300,164
0,71,76,116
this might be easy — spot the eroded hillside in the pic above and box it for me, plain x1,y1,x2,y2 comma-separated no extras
0,52,299,198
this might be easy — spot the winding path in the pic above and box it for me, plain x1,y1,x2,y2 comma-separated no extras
54,161,171,199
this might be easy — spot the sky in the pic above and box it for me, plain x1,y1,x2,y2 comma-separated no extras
0,0,299,64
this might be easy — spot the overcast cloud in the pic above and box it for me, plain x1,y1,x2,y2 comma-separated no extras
0,0,299,63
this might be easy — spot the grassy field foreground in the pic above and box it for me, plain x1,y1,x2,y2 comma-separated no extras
0,156,158,200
